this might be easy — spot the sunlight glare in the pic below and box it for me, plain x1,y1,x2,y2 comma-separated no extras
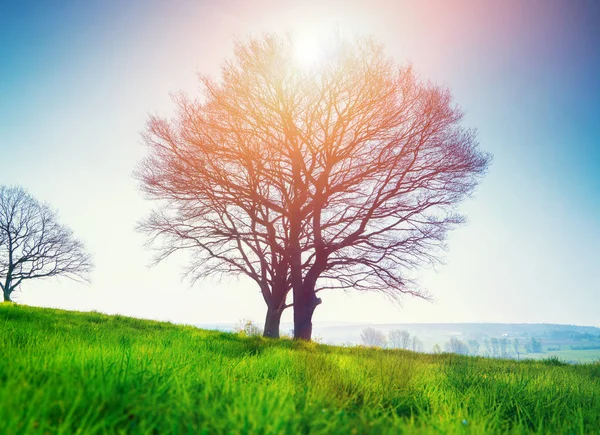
293,33,322,69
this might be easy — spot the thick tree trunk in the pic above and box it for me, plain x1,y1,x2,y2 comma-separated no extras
293,261,325,341
1,278,12,302
263,306,283,338
293,290,321,340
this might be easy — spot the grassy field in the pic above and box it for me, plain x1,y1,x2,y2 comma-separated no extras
1,304,599,434
526,348,600,364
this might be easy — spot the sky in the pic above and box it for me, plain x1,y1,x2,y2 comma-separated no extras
1,0,599,327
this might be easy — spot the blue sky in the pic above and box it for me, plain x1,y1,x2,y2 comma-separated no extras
0,0,598,327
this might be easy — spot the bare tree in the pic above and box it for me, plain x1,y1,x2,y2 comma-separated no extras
361,327,387,347
388,329,411,349
500,338,509,357
467,339,480,355
411,335,423,352
445,337,469,355
512,338,520,358
139,34,490,340
234,319,263,337
0,186,92,302
484,339,492,356
490,337,500,357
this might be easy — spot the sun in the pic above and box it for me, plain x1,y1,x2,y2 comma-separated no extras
292,33,323,69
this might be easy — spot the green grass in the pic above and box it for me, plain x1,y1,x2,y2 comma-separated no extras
1,304,599,434
525,349,600,364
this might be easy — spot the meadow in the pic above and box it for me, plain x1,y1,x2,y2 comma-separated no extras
1,304,599,434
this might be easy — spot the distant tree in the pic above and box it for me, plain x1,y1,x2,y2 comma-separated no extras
432,344,442,354
361,327,387,347
512,338,520,357
499,338,509,357
490,338,500,357
0,186,92,302
484,339,492,356
389,329,410,349
445,337,469,355
138,34,491,341
467,339,480,356
531,337,543,353
234,319,263,337
411,335,424,352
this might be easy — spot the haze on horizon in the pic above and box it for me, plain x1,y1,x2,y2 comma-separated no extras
1,0,598,328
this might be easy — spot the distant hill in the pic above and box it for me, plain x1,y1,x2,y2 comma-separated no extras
197,322,600,350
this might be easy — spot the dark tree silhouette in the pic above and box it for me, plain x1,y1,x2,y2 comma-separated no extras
138,34,490,340
0,186,92,302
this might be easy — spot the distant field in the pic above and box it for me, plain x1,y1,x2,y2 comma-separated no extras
1,304,599,434
525,349,600,364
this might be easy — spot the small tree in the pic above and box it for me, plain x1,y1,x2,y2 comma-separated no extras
490,337,500,357
234,319,263,337
0,186,92,302
467,339,480,355
445,337,469,355
361,327,387,347
388,329,410,349
432,344,442,354
512,338,520,358
499,338,509,357
411,335,423,352
484,339,492,356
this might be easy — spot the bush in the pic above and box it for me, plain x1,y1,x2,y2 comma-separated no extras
234,319,263,337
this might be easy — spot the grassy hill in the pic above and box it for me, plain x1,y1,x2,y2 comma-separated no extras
1,304,599,434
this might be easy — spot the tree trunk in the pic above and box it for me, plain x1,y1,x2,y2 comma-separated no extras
263,306,282,338
293,290,321,340
292,261,325,341
1,278,12,302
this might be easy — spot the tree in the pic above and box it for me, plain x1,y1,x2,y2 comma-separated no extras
499,338,509,357
512,338,520,359
388,329,410,349
531,337,543,353
234,318,263,337
445,337,469,355
484,338,492,356
139,34,490,340
490,337,500,357
411,335,423,352
361,327,387,347
0,186,92,302
432,344,442,354
467,339,480,356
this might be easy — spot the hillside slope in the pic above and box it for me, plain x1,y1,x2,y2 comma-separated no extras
1,304,599,434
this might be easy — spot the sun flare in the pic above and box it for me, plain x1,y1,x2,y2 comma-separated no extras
292,33,323,69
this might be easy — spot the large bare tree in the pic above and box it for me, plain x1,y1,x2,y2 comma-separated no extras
139,34,490,340
0,186,92,302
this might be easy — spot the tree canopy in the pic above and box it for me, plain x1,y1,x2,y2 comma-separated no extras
138,34,490,340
